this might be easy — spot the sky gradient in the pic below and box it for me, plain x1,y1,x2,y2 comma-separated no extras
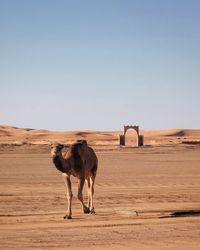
0,0,200,131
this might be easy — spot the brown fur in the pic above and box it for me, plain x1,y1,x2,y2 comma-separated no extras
51,140,98,219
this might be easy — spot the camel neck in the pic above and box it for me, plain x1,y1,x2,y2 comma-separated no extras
53,155,65,173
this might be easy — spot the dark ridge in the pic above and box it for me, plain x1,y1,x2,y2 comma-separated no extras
165,130,185,137
75,132,90,137
0,194,14,196
24,128,36,131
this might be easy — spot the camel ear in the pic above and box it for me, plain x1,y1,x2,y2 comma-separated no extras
50,143,56,148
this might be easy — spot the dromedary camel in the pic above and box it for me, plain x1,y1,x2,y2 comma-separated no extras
51,140,98,219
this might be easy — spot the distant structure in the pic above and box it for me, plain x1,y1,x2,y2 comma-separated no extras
119,125,144,147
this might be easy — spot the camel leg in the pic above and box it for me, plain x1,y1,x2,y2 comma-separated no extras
89,176,95,214
77,177,90,214
62,173,73,219
86,177,91,209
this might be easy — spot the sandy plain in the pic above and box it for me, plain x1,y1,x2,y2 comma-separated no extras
0,125,200,249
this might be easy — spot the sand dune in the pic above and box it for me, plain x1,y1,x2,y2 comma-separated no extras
0,125,200,146
141,129,200,137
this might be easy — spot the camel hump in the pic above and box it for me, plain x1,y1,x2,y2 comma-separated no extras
72,140,87,151
70,142,84,173
72,140,88,154
76,140,87,145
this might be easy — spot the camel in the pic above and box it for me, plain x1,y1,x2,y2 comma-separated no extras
51,140,98,219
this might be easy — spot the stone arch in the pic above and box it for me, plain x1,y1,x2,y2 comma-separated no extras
119,125,143,146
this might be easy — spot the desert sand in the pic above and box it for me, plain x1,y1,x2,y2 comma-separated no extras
0,125,200,249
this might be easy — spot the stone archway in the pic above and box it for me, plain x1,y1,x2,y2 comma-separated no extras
124,125,139,146
119,125,143,146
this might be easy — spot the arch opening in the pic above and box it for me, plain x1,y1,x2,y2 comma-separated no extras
124,128,138,146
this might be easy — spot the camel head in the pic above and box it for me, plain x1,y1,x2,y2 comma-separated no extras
51,143,64,157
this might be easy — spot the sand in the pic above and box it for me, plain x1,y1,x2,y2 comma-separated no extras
0,125,200,249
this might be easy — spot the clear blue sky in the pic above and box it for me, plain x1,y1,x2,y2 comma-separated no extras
0,0,200,131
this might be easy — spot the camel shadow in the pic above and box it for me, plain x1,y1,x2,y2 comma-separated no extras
160,210,200,218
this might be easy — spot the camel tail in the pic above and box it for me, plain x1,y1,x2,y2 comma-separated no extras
89,147,98,178
92,159,98,178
